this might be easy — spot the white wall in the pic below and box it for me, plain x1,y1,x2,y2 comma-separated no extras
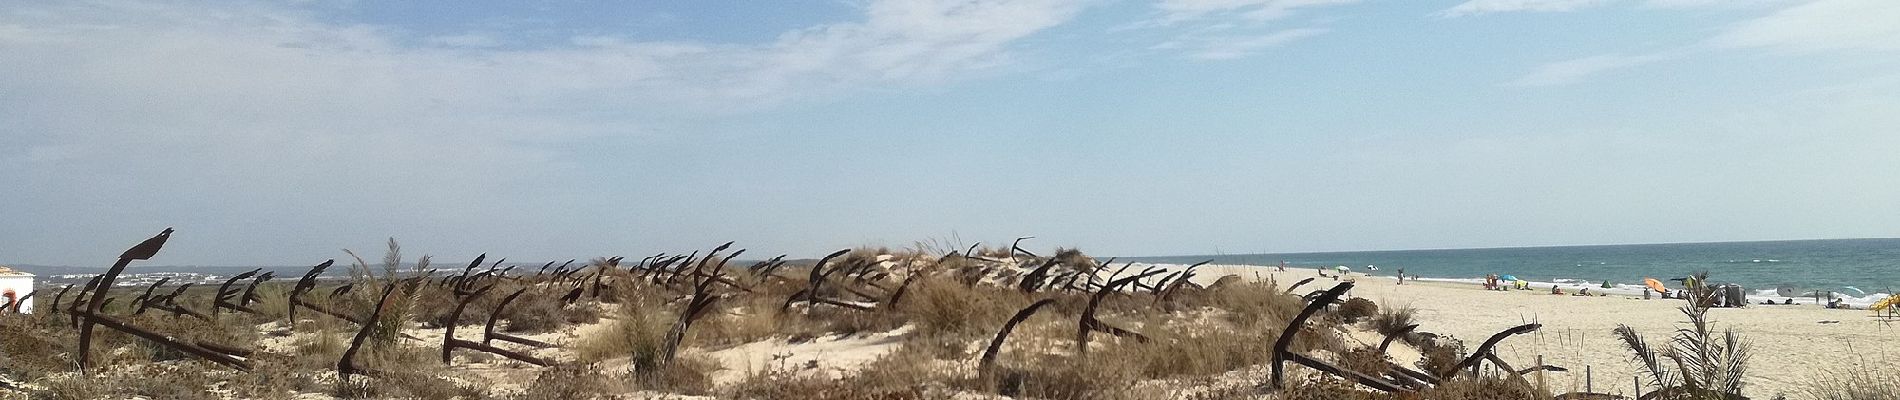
0,276,33,314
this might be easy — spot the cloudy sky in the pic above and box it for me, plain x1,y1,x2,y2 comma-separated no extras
3,0,1897,266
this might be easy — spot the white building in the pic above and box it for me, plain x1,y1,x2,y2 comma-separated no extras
0,266,33,314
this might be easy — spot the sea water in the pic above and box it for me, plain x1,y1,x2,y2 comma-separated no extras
1125,238,1900,306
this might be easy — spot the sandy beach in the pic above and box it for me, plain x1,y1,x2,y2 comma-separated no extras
1185,265,1898,398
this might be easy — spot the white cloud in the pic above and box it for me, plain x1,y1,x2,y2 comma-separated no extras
1509,53,1669,86
1188,28,1328,60
1131,0,1352,60
1436,0,1612,17
425,33,504,48
1641,0,1722,8
1157,0,1360,22
0,0,1087,263
1711,0,1900,52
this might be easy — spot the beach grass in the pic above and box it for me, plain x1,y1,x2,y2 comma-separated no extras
2,239,1883,400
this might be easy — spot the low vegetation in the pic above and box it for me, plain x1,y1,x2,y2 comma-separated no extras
0,237,1819,400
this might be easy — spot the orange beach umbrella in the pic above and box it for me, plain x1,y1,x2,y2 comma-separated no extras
1644,277,1668,293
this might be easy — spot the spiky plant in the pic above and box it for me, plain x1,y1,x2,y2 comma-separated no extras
342,239,429,350
1615,271,1751,400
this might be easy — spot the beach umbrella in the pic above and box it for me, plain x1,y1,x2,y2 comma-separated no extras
1644,278,1668,293
1499,274,1519,282
1776,285,1796,298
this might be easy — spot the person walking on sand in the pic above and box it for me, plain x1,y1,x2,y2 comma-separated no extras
1396,267,1406,284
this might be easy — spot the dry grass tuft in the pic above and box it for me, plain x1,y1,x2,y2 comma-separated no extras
575,306,672,365
1417,335,1467,377
1335,297,1378,323
904,277,1023,339
1370,302,1419,346
1797,367,1900,400
513,365,617,400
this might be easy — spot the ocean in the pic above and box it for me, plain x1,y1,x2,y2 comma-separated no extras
1124,238,1900,305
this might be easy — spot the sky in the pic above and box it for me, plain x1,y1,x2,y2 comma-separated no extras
3,0,1898,266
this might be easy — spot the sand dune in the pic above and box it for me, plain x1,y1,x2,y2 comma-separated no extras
1188,265,1897,398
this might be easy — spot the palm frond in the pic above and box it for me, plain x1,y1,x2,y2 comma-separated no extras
1615,324,1678,389
1720,328,1751,394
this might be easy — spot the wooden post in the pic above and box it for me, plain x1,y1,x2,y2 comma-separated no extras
1634,375,1640,398
1585,365,1592,393
1535,355,1546,393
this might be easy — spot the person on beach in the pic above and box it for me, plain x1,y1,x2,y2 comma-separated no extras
1396,267,1405,284
1550,285,1565,295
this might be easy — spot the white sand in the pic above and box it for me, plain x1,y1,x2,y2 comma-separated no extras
1190,265,1898,398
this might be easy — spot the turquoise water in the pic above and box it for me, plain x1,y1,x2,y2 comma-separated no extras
1126,238,1900,301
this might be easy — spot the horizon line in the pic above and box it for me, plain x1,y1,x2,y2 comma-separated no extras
1121,236,1900,260
8,236,1898,269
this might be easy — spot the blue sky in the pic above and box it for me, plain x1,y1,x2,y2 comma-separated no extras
3,0,1897,266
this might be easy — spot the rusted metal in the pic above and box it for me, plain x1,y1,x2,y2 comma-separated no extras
1484,353,1536,388
1284,277,1317,295
1016,258,1059,293
462,253,487,277
80,313,253,371
69,275,103,327
197,340,255,358
484,288,556,348
1271,282,1353,390
659,251,696,286
753,255,788,277
1095,261,1133,291
213,269,261,316
1150,271,1183,295
288,260,335,325
139,283,196,316
795,249,852,310
1517,364,1569,374
49,284,74,314
338,282,400,378
1448,323,1542,380
656,270,722,372
1286,352,1405,392
559,287,583,304
1378,324,1420,353
130,278,171,313
283,260,421,341
883,273,922,310
978,298,1056,379
240,272,274,307
1009,236,1038,258
78,228,173,373
1080,257,1118,290
441,286,553,366
1075,269,1164,355
73,229,257,373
